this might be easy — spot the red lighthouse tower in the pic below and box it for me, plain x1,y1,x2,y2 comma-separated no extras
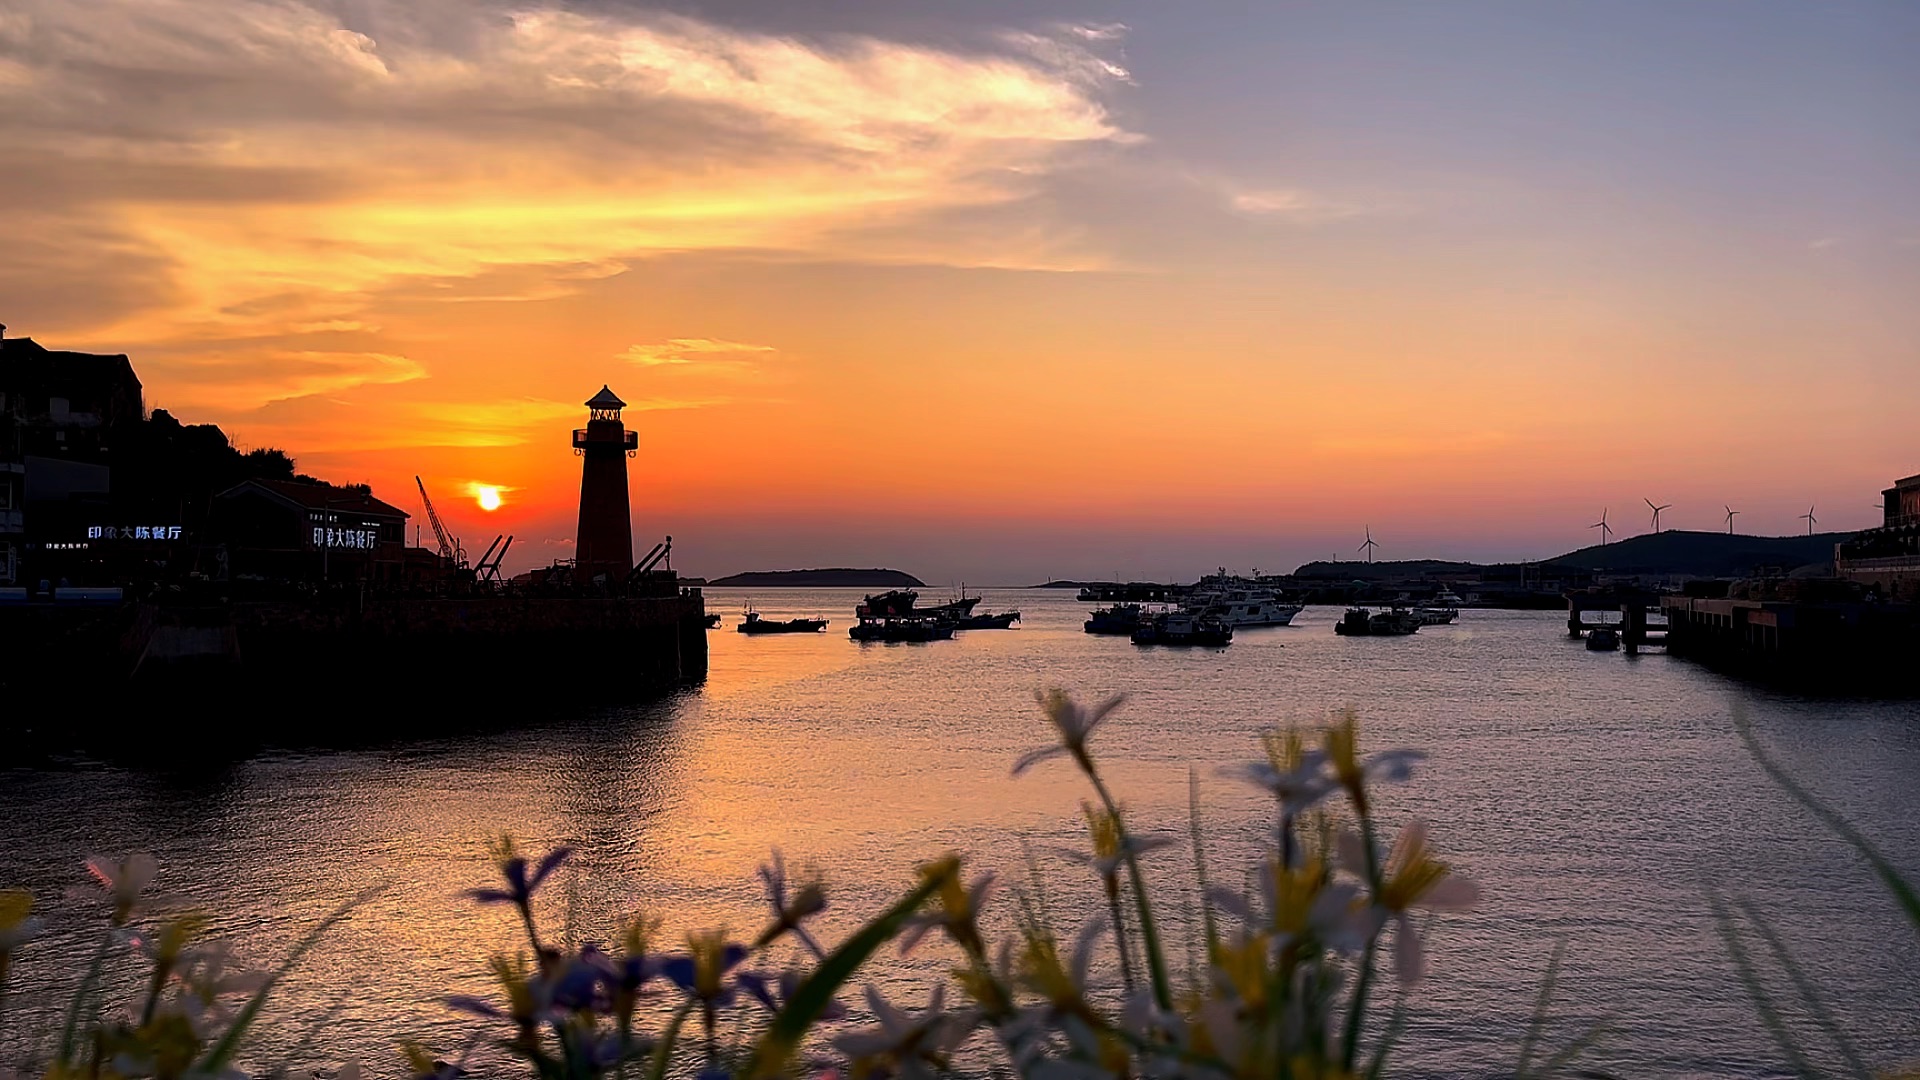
572,385,637,585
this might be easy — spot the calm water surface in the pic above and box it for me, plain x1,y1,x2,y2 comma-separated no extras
3,589,1918,1078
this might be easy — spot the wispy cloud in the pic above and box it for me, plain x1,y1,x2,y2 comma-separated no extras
621,338,779,368
146,350,426,411
1227,188,1371,223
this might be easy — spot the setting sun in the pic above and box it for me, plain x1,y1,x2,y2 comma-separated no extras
474,485,503,511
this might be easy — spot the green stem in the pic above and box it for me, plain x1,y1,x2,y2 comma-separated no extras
1086,764,1173,1011
58,928,114,1066
1341,936,1379,1072
646,1000,695,1080
1103,877,1137,993
1341,807,1386,1072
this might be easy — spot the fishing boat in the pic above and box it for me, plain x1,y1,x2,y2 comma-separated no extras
1586,627,1620,651
1084,603,1147,635
738,611,828,634
848,617,954,643
1412,604,1459,626
1132,610,1234,647
1334,607,1422,636
858,588,981,621
953,611,1020,630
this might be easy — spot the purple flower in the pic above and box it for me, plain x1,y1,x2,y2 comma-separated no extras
467,844,572,909
659,931,750,1006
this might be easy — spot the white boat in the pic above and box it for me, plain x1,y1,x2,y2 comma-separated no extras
1188,587,1303,627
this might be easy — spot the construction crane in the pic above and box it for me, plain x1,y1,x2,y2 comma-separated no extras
414,476,466,569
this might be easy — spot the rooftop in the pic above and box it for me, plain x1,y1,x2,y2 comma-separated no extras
586,385,626,410
220,477,409,520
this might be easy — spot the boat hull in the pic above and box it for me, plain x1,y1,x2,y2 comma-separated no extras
849,620,954,642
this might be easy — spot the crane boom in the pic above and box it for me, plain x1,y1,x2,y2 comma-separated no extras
415,475,463,566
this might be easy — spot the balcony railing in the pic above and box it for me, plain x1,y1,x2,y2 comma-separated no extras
572,429,639,450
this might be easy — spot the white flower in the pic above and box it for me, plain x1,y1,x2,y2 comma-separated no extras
1013,691,1126,776
85,852,158,925
1060,833,1175,879
1225,750,1337,814
833,983,976,1075
1340,818,1479,985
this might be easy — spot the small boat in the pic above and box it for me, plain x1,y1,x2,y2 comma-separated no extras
1413,605,1459,626
1334,607,1422,636
953,611,1020,630
849,617,954,643
1132,610,1233,647
738,611,828,634
1084,603,1147,635
703,613,722,629
1586,627,1620,651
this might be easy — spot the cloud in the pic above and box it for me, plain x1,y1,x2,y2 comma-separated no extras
145,350,426,410
1227,188,1370,223
621,338,779,368
0,0,1136,348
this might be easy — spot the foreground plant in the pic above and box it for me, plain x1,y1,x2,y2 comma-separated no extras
425,693,1492,1080
0,853,367,1080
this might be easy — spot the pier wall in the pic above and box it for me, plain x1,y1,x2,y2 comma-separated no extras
1,591,709,715
1660,595,1919,690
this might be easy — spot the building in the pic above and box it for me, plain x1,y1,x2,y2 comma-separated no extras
210,478,410,583
0,327,145,585
1835,471,1920,599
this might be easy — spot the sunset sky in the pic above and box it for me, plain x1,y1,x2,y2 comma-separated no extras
4,1,1916,582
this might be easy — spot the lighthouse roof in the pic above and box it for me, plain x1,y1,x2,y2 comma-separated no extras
585,385,626,409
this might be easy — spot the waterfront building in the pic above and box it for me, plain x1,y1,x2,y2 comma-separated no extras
0,328,144,586
1835,471,1920,599
572,385,637,586
210,478,411,583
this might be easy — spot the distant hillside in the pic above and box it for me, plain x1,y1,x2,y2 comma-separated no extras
707,568,925,588
1293,559,1485,581
1290,530,1850,581
1540,530,1847,576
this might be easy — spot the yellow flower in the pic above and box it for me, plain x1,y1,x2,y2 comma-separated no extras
1266,857,1326,937
1209,931,1272,1010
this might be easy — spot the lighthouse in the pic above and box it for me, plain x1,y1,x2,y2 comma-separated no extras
572,385,637,585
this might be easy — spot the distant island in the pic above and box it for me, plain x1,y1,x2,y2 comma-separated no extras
706,568,925,588
1294,529,1846,581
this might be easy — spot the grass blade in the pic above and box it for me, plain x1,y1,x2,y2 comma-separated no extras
1706,887,1816,1080
1731,897,1872,1080
1734,707,1920,930
746,865,950,1079
1516,938,1567,1079
1189,768,1219,958
196,885,380,1075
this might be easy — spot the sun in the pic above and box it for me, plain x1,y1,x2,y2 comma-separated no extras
475,485,503,511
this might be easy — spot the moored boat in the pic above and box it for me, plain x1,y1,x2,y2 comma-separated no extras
1413,605,1458,626
1586,627,1620,651
1334,607,1422,636
1132,610,1233,647
953,611,1020,630
738,611,828,634
849,617,954,643
1084,603,1147,635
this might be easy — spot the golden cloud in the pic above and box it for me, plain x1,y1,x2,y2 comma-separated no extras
0,0,1135,348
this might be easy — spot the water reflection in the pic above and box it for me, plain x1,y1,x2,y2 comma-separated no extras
2,591,1917,1077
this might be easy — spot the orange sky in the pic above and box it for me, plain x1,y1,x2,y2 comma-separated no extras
4,1,1916,580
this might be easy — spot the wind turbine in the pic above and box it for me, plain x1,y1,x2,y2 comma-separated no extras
1724,506,1739,534
1801,504,1818,535
1590,508,1613,546
1645,498,1672,533
1358,526,1379,564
